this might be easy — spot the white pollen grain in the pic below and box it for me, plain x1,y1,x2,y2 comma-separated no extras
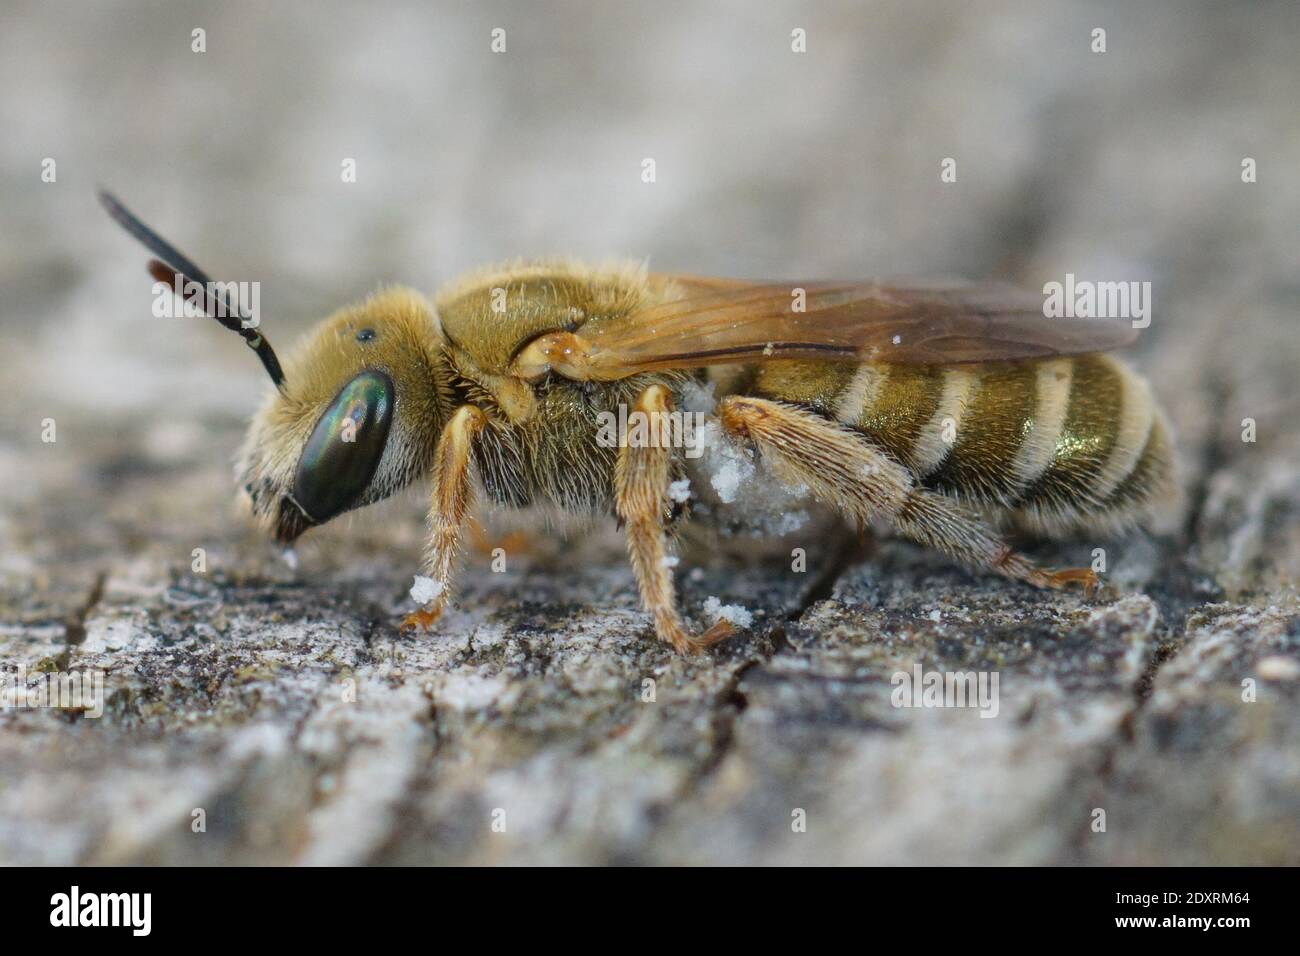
703,596,754,628
410,575,444,605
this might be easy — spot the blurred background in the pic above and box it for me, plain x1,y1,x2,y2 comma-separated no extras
3,0,1296,422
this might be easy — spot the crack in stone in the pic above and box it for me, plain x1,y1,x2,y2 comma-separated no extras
1062,363,1239,857
61,570,106,654
363,691,443,865
1182,372,1233,545
640,530,864,837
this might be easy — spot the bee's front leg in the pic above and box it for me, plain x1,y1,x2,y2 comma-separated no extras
616,385,735,654
401,405,487,634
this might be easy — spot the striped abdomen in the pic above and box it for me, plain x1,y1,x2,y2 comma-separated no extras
733,355,1175,536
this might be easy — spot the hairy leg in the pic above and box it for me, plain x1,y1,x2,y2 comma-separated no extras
718,396,1098,592
616,384,735,653
401,405,487,633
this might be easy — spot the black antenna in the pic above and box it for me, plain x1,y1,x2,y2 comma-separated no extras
98,190,286,389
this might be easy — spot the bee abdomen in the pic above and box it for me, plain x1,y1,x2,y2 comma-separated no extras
743,354,1174,536
830,360,1062,506
1008,355,1173,533
916,361,1060,504
1090,412,1174,515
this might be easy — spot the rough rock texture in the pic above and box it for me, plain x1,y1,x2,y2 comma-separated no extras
1,0,1298,864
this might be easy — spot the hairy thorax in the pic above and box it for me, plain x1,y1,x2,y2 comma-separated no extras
431,259,694,514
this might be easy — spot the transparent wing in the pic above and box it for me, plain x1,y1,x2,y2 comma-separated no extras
575,277,1138,376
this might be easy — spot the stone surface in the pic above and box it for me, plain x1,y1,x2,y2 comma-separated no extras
1,0,1298,864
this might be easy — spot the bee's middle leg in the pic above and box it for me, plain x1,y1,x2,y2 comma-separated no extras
401,404,487,633
717,395,1098,593
616,384,735,654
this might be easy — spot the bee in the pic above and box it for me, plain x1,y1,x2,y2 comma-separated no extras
100,192,1176,654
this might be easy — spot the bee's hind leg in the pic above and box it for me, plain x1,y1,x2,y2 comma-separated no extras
717,395,1098,594
401,405,487,634
617,384,735,654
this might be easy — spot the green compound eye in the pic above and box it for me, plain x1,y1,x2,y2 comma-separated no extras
293,370,394,523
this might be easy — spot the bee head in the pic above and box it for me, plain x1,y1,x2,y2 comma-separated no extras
99,192,450,545
236,288,450,543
